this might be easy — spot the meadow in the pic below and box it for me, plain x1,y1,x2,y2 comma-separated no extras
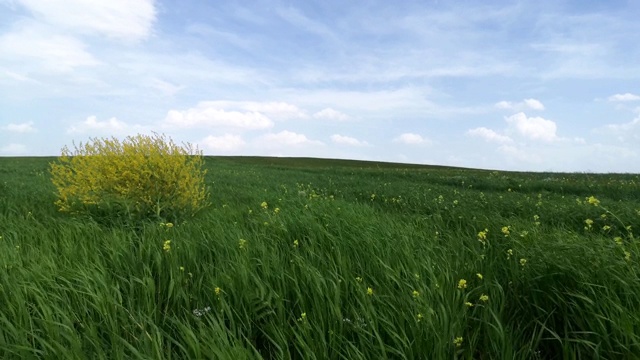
1,156,639,359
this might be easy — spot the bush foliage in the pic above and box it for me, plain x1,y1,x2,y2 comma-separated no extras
49,133,210,221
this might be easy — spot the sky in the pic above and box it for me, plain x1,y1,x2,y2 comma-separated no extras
1,0,640,173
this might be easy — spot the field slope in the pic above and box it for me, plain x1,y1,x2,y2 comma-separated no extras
1,156,639,359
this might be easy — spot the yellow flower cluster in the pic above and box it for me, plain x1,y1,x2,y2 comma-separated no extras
49,133,210,219
457,279,467,289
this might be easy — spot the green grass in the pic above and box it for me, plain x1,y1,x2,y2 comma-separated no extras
1,156,639,359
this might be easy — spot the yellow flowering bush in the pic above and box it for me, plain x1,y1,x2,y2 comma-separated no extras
49,133,210,221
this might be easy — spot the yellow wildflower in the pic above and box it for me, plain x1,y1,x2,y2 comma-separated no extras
417,313,424,322
507,249,513,259
239,239,247,249
624,251,631,261
367,287,373,296
297,312,307,322
293,239,299,248
476,273,483,280
261,201,268,209
586,196,600,206
465,302,474,307
163,240,171,252
412,290,420,298
458,279,467,289
355,276,363,282
274,207,280,214
179,266,184,271
520,258,527,267
165,222,174,228
479,294,489,302
215,287,221,296
501,226,510,237
453,337,463,347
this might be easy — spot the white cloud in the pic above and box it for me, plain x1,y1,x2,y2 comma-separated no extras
330,134,369,146
164,103,273,130
466,127,512,143
14,0,157,42
4,121,36,133
505,112,558,141
608,93,640,102
0,25,100,73
200,134,245,152
163,101,309,130
0,143,27,155
605,117,640,132
393,133,431,145
495,98,545,111
68,116,130,133
149,78,185,97
313,108,350,121
261,131,324,146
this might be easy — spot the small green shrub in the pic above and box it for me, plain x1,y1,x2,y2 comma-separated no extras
49,133,210,221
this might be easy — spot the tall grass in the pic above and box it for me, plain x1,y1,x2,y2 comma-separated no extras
1,157,639,359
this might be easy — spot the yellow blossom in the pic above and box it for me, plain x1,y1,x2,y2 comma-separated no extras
412,290,420,298
453,337,464,347
297,312,307,322
476,273,483,280
614,237,623,246
274,207,280,214
355,276,363,282
624,251,631,261
261,201,268,209
501,226,510,237
479,294,489,302
165,222,174,228
239,238,247,250
163,240,171,252
293,239,299,248
586,196,600,206
465,302,474,307
520,258,527,267
215,287,221,296
179,266,184,271
417,313,424,322
507,249,513,259
367,287,373,296
458,279,467,289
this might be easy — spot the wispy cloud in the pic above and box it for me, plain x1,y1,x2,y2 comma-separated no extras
4,121,36,133
393,133,431,146
164,103,274,130
0,24,100,73
260,130,324,147
466,127,512,144
608,93,640,102
13,0,157,42
67,116,143,134
330,134,369,147
495,99,545,111
313,108,350,121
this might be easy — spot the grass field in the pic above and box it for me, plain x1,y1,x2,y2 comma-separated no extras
1,156,639,359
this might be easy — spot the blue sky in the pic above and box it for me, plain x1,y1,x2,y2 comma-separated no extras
1,0,640,172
